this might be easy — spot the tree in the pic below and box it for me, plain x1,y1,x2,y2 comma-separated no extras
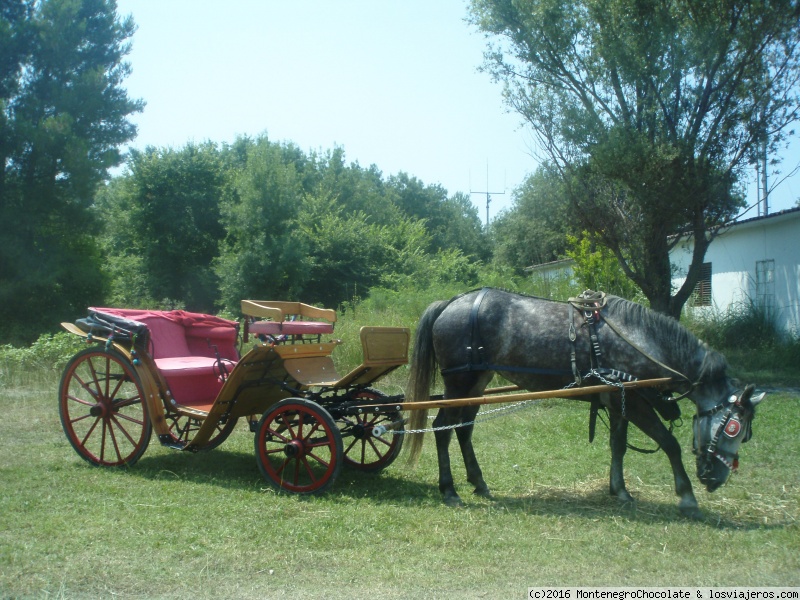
98,144,226,311
471,0,800,318
388,173,489,261
0,0,142,342
215,136,311,311
492,165,574,270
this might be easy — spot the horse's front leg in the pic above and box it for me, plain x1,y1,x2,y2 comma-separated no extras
624,397,701,519
455,405,491,498
432,408,462,506
608,409,635,504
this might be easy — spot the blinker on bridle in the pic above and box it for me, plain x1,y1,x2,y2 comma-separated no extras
693,390,753,472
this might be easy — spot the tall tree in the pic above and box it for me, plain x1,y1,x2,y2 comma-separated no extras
471,0,800,318
492,165,574,270
0,0,142,342
215,136,311,311
98,144,225,311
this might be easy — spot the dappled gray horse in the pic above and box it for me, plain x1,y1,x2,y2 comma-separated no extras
406,288,763,518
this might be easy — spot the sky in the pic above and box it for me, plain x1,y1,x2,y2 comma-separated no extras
114,0,800,223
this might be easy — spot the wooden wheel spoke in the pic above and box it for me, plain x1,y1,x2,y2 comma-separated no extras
305,450,331,469
344,436,359,454
107,375,127,403
302,421,323,443
80,416,101,446
67,393,96,407
71,373,100,402
113,409,145,427
111,393,141,410
266,427,290,444
109,413,140,448
300,457,318,483
105,417,125,463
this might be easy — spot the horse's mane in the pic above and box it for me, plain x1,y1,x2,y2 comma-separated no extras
603,295,729,383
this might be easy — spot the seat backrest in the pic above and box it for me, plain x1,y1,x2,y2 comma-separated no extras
89,308,238,361
135,315,191,359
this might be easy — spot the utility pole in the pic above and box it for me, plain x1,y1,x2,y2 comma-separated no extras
470,162,505,229
755,138,769,216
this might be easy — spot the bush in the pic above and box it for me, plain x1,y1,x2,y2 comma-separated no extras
0,332,86,384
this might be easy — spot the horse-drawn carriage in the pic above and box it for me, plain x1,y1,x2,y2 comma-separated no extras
58,289,763,516
59,300,409,494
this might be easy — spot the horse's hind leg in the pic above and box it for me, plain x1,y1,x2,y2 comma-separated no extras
433,408,463,506
455,405,491,498
608,410,635,505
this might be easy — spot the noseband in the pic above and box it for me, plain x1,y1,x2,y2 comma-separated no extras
693,392,752,471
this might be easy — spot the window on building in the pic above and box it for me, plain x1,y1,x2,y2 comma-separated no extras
690,262,712,307
756,259,775,311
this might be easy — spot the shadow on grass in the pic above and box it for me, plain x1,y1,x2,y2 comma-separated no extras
125,446,785,531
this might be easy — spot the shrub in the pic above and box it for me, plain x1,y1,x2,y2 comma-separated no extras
0,332,86,384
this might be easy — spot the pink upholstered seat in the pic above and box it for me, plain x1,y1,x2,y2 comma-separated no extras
248,320,334,336
90,308,239,409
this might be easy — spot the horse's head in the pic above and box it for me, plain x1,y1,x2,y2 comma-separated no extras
692,384,764,492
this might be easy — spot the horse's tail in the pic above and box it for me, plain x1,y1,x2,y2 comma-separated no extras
405,299,450,465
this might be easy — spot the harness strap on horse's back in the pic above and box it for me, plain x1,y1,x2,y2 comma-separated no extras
467,287,491,369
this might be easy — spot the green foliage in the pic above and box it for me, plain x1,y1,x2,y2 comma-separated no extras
682,298,800,386
565,232,643,301
0,331,85,383
215,136,312,309
98,144,226,311
0,0,143,344
492,165,575,271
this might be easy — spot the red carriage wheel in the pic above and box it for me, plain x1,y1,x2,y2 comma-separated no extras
58,348,152,467
254,398,342,494
165,413,239,451
340,389,404,472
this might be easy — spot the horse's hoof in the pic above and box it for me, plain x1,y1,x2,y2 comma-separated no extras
618,496,636,509
444,494,464,507
679,504,703,520
473,485,492,499
612,489,635,504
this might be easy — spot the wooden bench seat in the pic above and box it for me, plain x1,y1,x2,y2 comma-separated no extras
241,300,336,343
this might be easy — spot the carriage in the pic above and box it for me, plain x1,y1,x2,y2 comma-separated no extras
58,289,762,515
58,300,410,494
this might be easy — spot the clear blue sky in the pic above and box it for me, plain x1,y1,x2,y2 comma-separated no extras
115,0,799,221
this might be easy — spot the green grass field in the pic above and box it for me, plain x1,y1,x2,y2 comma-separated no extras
1,364,797,598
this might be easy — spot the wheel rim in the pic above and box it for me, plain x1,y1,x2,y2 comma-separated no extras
340,390,403,472
256,400,342,494
59,349,151,466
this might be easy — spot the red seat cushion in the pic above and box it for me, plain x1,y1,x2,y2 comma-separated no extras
249,321,334,336
90,308,239,408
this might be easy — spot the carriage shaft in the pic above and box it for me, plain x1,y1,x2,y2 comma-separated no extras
345,377,673,416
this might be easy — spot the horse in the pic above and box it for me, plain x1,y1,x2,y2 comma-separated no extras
405,288,764,518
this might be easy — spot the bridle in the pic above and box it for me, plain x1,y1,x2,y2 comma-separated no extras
692,390,754,472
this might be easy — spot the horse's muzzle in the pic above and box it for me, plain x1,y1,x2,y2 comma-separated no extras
697,455,731,492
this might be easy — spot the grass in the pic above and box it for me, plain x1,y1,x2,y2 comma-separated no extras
1,365,798,598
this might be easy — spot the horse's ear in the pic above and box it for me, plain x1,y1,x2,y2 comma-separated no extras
738,384,764,408
737,384,753,403
748,391,765,408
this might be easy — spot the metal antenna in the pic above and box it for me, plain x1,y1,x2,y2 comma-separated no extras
470,161,505,228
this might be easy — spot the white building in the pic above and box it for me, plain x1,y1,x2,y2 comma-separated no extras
671,207,800,337
526,207,800,337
